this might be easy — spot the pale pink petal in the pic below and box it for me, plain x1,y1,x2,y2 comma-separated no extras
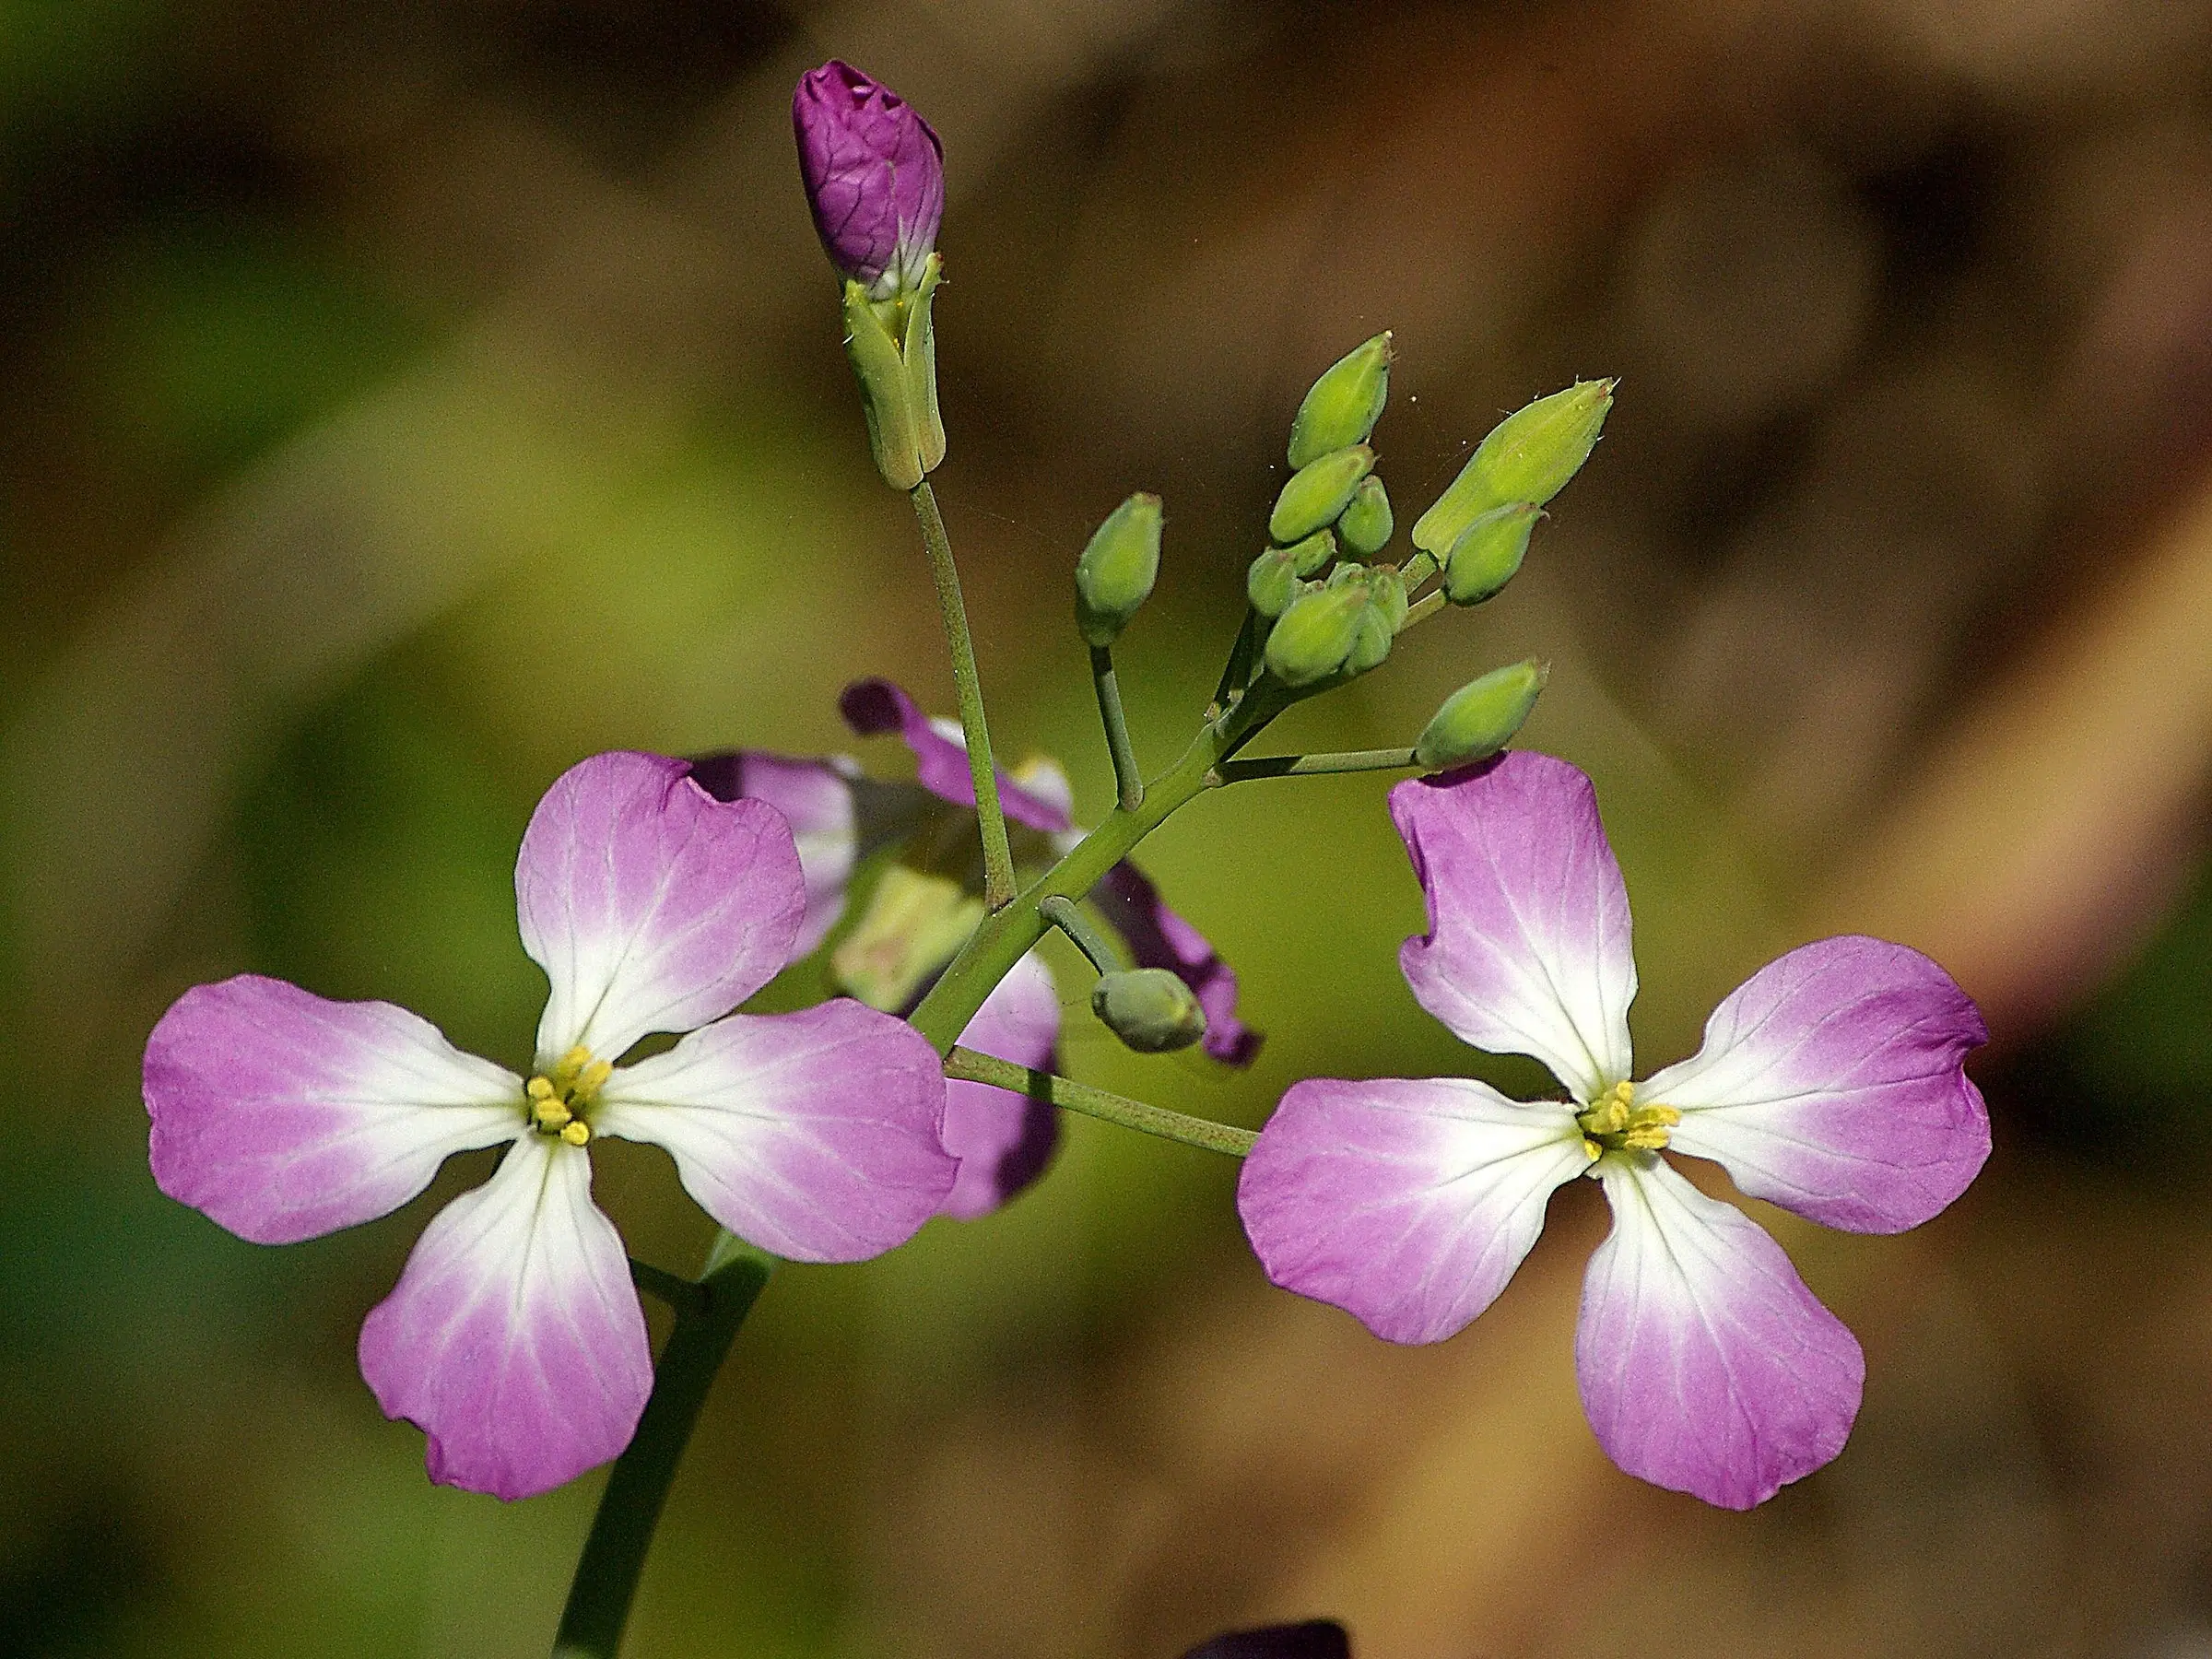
145,975,523,1245
1238,1077,1588,1346
940,950,1061,1219
1391,755,1636,1104
1577,1157,1864,1509
358,1135,651,1500
594,999,955,1261
688,750,862,955
516,751,805,1065
1644,936,1991,1233
840,677,1073,831
1088,862,1261,1066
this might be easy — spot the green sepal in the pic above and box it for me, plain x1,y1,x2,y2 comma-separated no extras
901,253,947,477
1337,475,1394,556
1281,526,1337,578
1269,444,1374,546
1246,547,1300,618
1411,379,1612,554
1090,968,1207,1054
1288,332,1393,469
1076,491,1163,646
1414,658,1548,770
841,279,925,490
1441,501,1542,606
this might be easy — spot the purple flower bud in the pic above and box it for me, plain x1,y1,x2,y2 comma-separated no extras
793,59,944,295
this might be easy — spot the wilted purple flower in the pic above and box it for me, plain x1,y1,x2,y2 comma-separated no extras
1238,752,1990,1509
691,678,1261,1218
145,752,955,1500
794,59,944,297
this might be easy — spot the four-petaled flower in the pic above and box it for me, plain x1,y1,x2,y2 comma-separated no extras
145,751,956,1500
1237,752,1990,1508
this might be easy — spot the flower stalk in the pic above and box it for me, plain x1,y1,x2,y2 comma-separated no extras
944,1047,1255,1158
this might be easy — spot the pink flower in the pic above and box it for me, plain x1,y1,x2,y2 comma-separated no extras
145,752,955,1500
793,59,945,297
1237,753,1990,1508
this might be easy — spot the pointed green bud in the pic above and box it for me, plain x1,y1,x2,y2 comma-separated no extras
1269,444,1374,546
1090,968,1207,1054
1411,379,1612,555
1288,332,1393,470
1441,501,1542,606
1345,604,1394,675
839,255,947,491
1246,547,1300,618
1281,526,1336,578
1337,475,1394,556
1414,658,1548,771
1264,583,1367,686
1075,491,1163,646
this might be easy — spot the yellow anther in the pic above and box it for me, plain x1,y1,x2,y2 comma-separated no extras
532,1097,571,1130
559,1120,592,1147
526,1077,556,1100
1649,1105,1682,1128
576,1059,614,1097
1582,1137,1603,1163
1621,1125,1672,1150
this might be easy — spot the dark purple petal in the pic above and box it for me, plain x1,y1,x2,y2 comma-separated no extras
793,60,944,290
1239,1077,1584,1345
939,950,1061,1218
594,999,956,1262
840,678,1072,832
516,751,805,1065
1391,754,1636,1104
689,750,862,957
1578,1157,1863,1510
358,1135,651,1500
1088,861,1261,1065
1182,1622,1351,1659
1642,935,1991,1233
146,975,523,1245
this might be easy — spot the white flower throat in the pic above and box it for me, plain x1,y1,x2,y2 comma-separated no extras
1575,1079,1680,1167
525,1046,612,1147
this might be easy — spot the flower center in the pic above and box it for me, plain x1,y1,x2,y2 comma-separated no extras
524,1045,612,1147
1575,1079,1680,1165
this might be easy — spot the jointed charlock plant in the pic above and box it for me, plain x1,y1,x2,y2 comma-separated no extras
142,58,1991,1658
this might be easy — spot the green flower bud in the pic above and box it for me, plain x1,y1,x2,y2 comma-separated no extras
1441,501,1542,606
1246,547,1300,618
1337,475,1394,556
1269,444,1374,547
1281,525,1337,578
1411,379,1612,555
1288,332,1393,470
1075,491,1163,646
1345,603,1394,675
1090,968,1207,1054
1264,583,1367,686
1366,564,1408,632
1414,658,1548,771
840,255,947,491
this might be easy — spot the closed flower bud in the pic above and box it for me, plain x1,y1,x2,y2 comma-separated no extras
1345,603,1394,675
1281,526,1337,578
1412,379,1613,554
1269,444,1375,546
794,61,945,299
1414,658,1548,770
1247,547,1301,618
1265,583,1368,686
1441,500,1542,606
1337,475,1394,556
1288,332,1393,470
1075,492,1163,646
1090,968,1208,1054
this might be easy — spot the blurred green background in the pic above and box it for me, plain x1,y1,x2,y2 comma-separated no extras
9,1,2212,1654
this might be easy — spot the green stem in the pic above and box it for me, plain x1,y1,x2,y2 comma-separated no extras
627,1257,706,1318
945,1046,1255,1157
552,1241,775,1658
1402,590,1446,629
1210,607,1260,717
1217,747,1417,783
1398,550,1438,592
1041,894,1124,975
910,480,1018,912
1088,644,1144,813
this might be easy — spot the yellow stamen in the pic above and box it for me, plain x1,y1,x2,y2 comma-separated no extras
576,1059,614,1097
525,1077,555,1100
559,1120,591,1147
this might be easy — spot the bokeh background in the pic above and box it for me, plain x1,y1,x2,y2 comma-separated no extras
8,0,2212,1653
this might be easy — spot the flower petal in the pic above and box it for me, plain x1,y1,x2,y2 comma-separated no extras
840,678,1073,832
594,999,955,1261
1578,1156,1864,1509
688,749,863,956
144,975,523,1245
1088,861,1262,1065
357,1135,651,1500
1238,1077,1587,1346
1391,754,1637,1102
1644,936,1991,1233
939,949,1061,1219
517,751,805,1065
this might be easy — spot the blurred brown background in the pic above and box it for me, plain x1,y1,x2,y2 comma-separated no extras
8,0,2212,1654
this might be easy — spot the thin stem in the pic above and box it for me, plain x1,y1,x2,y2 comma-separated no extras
946,1046,1256,1158
553,1242,775,1659
627,1257,707,1318
910,480,1018,911
1088,644,1144,812
1217,747,1417,783
1210,607,1260,717
1402,590,1446,629
1398,549,1438,592
1041,895,1124,976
